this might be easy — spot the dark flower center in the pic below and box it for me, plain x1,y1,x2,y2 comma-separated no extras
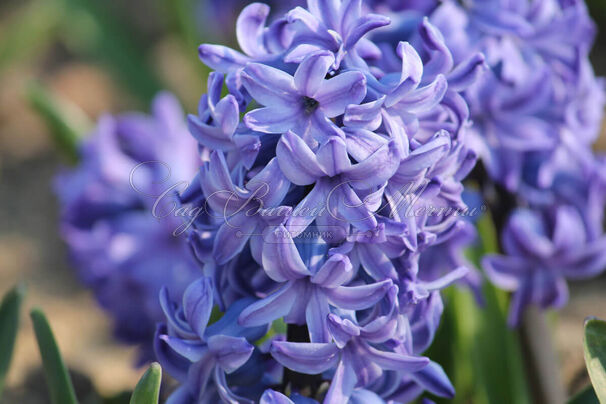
302,96,320,114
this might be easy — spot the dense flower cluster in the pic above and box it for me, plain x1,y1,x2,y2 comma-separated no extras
417,0,606,324
155,0,485,402
55,93,201,360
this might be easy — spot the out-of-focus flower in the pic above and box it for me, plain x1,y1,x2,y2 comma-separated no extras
483,206,606,326
55,93,201,360
429,0,604,193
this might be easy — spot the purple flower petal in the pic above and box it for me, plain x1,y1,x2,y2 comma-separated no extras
236,4,270,57
207,334,254,373
198,44,249,73
262,226,312,282
316,137,351,177
362,344,429,372
310,253,353,288
294,51,334,97
325,279,393,310
270,341,340,374
410,361,455,398
244,107,301,134
239,281,298,327
182,277,214,338
241,63,298,106
342,141,400,190
306,288,330,342
316,72,367,118
276,131,325,185
260,390,295,404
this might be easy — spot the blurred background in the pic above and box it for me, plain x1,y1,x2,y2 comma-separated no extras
1,0,606,402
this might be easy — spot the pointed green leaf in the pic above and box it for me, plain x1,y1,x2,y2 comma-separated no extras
584,317,606,402
129,362,161,404
0,285,26,397
30,308,79,404
568,384,599,404
27,82,90,164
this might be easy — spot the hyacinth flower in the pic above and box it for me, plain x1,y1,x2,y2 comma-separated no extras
188,72,262,170
242,52,368,143
55,93,201,360
405,0,606,322
154,0,488,401
238,227,394,342
483,206,606,326
155,277,270,403
199,151,290,264
427,0,604,193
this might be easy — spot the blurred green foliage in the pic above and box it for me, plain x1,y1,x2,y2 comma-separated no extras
0,285,26,398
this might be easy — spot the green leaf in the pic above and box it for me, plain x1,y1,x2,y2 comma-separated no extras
568,384,599,404
27,82,90,164
0,285,26,397
30,308,79,404
584,317,606,402
129,362,161,404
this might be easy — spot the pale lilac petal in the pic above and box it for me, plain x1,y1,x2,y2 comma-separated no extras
270,341,340,374
326,279,392,310
316,136,350,177
241,64,297,106
236,4,270,57
316,72,367,117
262,226,311,282
246,157,290,207
327,314,360,348
324,358,357,403
306,288,330,343
344,98,385,130
447,53,487,92
362,344,429,372
213,212,256,264
342,141,400,190
187,115,234,150
395,74,448,114
182,277,214,338
344,14,391,50
198,44,249,73
343,127,388,161
244,107,301,134
357,243,398,280
207,335,254,373
332,185,378,231
311,253,353,288
419,19,453,78
294,51,334,97
238,281,297,327
260,390,295,404
213,95,240,135
159,335,208,362
276,131,324,185
286,180,329,236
